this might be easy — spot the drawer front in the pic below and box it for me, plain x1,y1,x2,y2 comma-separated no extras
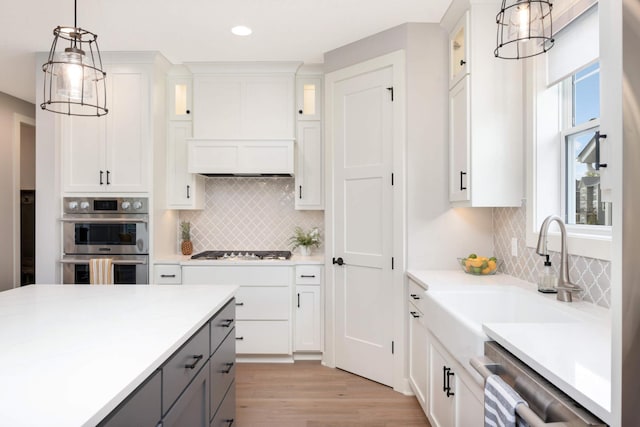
235,320,290,354
210,381,235,427
154,264,182,284
209,330,236,418
184,266,292,286
210,298,235,355
162,325,210,414
99,370,161,427
408,279,426,304
295,265,321,285
235,286,290,320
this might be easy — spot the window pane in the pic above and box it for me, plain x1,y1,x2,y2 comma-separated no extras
573,62,600,126
565,128,612,226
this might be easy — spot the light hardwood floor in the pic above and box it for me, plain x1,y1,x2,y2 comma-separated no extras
235,361,431,427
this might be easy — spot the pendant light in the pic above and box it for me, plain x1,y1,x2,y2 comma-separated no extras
41,0,108,116
495,0,554,60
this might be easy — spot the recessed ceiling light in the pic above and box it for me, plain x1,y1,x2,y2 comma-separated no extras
231,26,252,36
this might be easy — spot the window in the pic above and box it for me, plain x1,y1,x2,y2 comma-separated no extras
559,62,612,227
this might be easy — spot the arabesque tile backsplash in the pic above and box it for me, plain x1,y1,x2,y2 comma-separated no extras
179,177,324,254
493,202,611,308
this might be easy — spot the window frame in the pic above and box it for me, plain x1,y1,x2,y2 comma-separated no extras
525,53,612,261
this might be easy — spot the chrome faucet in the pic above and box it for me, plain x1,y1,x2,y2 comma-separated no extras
536,215,581,302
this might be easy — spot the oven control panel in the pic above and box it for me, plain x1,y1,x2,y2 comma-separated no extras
63,197,148,214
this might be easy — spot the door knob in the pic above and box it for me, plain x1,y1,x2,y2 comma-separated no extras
332,257,344,266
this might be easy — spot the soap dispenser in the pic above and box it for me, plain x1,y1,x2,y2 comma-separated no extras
538,255,558,293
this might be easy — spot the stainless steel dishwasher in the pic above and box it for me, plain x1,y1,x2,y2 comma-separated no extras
471,341,607,426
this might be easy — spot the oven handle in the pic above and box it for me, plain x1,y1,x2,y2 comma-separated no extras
59,259,148,265
470,356,560,427
60,218,148,224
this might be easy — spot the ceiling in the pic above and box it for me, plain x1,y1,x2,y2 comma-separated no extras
0,0,454,104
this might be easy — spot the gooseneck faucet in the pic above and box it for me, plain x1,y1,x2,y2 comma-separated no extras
536,215,582,302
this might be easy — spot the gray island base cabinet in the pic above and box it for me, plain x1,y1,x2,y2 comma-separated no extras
99,298,236,427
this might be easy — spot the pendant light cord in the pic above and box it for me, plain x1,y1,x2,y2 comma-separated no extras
74,0,77,29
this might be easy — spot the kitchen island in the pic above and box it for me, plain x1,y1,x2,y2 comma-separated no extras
0,284,237,427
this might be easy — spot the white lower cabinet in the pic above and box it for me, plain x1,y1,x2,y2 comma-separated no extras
295,285,321,351
427,332,483,427
408,296,428,410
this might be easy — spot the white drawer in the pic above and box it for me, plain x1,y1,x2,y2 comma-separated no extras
182,266,292,286
154,264,181,284
235,287,290,320
295,265,321,285
235,320,290,354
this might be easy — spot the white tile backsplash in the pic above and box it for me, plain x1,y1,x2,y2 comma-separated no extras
493,202,611,308
179,177,324,254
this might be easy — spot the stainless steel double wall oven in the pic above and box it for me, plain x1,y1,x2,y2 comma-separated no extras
61,197,149,284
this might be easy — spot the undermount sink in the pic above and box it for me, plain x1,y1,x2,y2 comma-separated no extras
422,285,579,381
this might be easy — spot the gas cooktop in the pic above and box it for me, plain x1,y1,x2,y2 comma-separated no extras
190,250,292,261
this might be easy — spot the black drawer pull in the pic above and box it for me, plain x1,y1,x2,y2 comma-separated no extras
300,275,316,278
236,336,244,340
224,419,234,427
185,354,203,370
460,171,467,191
220,319,234,328
410,293,420,300
410,311,420,318
160,274,176,278
235,302,244,306
220,362,235,374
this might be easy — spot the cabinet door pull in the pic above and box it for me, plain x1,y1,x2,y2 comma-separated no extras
185,354,203,370
410,293,420,300
220,319,234,328
220,362,235,374
186,109,191,115
460,59,466,66
443,366,448,392
300,275,316,278
186,185,191,199
410,311,420,318
446,369,455,397
297,293,301,308
595,131,608,170
235,302,244,306
160,274,176,278
224,419,235,427
99,170,104,185
460,171,467,191
299,185,303,199
106,170,111,185
298,109,304,115
236,336,244,340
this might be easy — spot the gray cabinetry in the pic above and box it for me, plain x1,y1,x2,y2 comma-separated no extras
98,371,161,427
98,298,236,426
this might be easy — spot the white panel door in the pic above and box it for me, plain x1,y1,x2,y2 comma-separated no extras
449,76,470,202
295,285,322,352
333,66,394,386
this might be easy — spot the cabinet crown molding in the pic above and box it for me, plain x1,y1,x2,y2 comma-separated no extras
185,61,302,75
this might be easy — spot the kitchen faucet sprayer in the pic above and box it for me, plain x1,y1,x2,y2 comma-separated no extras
536,215,582,302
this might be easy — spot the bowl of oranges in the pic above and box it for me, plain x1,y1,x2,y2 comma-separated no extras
458,254,498,275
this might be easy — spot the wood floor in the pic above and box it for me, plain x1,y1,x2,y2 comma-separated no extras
235,361,431,427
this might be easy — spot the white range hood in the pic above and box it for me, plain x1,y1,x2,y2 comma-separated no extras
187,139,294,176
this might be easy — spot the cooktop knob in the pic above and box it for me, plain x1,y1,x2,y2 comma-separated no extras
132,201,142,210
67,201,78,210
80,202,90,210
121,201,131,210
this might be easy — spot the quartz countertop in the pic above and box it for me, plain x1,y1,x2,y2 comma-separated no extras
0,284,237,427
406,269,611,424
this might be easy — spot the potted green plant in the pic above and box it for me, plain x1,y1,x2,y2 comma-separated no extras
180,221,193,255
289,226,321,256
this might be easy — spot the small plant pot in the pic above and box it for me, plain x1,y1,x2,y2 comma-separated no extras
299,246,312,256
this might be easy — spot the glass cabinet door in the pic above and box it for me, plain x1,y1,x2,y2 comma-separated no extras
296,77,322,121
169,77,192,120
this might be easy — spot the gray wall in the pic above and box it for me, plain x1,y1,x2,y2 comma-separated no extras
0,92,35,291
20,123,35,190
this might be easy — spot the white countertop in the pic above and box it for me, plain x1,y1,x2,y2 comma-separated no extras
155,254,325,266
0,284,237,427
407,269,611,424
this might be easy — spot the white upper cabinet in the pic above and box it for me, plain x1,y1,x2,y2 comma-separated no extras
62,64,149,193
189,63,299,140
296,76,322,121
443,1,523,207
167,122,205,209
295,122,323,209
449,11,470,89
168,76,192,121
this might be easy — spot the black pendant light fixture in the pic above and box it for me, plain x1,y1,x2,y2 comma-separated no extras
41,0,108,116
495,0,554,60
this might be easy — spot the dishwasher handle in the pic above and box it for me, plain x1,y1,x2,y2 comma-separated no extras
470,356,568,427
